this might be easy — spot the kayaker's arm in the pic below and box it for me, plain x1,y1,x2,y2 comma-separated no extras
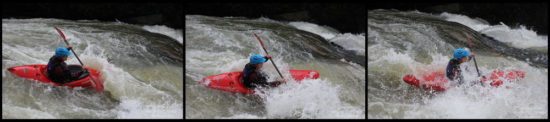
269,81,281,87
268,79,286,87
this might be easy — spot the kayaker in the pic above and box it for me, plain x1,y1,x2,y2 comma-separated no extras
242,54,286,89
46,46,76,84
446,48,475,85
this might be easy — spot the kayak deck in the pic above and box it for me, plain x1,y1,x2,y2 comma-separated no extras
403,70,525,91
8,64,102,88
200,69,320,94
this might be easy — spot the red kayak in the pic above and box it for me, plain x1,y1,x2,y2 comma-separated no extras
7,64,103,91
403,70,525,91
200,69,320,94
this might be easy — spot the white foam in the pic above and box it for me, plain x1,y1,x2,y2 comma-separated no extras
217,113,267,119
368,10,547,119
329,33,366,56
400,58,547,118
440,12,548,49
288,21,365,56
288,21,340,39
142,25,183,45
1,105,56,119
3,18,184,119
260,78,364,119
115,98,183,119
185,50,248,78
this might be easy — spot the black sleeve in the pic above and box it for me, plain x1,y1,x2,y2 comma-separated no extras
446,60,456,80
256,71,269,86
269,81,282,87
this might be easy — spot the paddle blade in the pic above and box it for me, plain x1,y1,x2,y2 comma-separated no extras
54,27,66,41
253,33,265,48
89,76,104,93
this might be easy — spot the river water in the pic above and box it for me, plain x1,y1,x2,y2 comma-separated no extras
185,15,365,119
368,9,547,119
2,18,183,119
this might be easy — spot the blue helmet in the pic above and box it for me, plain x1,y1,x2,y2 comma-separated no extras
55,47,71,57
453,49,469,60
249,54,266,64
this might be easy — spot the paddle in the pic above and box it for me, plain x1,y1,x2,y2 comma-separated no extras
466,35,481,77
54,27,104,93
466,34,485,86
252,33,285,81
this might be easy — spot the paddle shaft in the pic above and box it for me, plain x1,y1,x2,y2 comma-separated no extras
467,35,481,77
253,33,284,79
466,34,485,86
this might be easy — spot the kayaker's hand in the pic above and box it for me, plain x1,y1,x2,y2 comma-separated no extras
470,52,475,57
67,45,72,51
280,78,286,83
265,54,272,59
